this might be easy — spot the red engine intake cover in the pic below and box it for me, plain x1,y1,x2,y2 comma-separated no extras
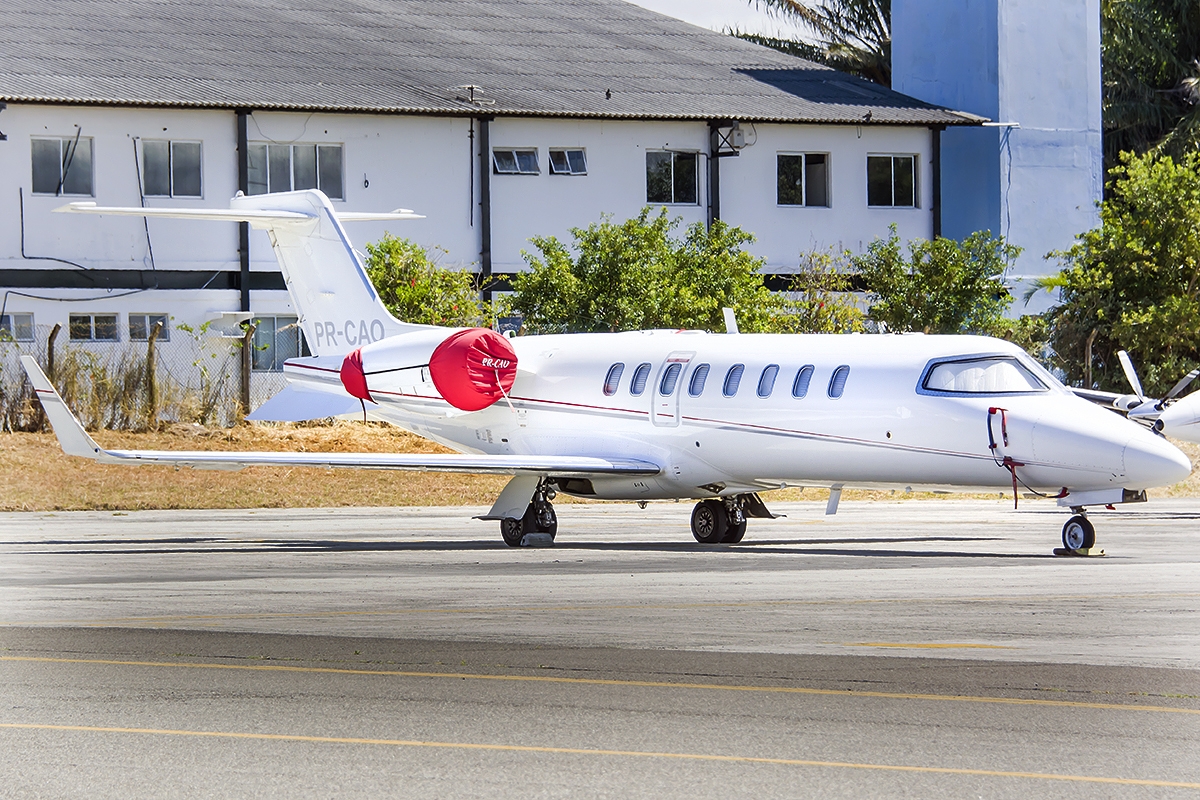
340,348,371,401
429,328,518,411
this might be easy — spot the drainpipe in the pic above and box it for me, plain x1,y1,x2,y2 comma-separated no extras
478,116,493,301
236,109,251,313
931,125,943,239
707,121,721,228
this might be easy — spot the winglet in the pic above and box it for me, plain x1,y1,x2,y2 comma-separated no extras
20,355,105,460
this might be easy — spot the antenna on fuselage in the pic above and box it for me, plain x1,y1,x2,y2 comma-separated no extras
722,307,739,334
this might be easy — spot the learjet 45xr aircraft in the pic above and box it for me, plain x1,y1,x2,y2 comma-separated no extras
22,190,1194,553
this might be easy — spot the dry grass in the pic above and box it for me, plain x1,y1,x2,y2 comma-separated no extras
1,423,1196,512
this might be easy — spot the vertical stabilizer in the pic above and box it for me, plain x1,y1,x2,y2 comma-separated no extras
232,190,430,355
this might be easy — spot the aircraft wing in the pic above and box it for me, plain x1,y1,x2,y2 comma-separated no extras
21,357,659,478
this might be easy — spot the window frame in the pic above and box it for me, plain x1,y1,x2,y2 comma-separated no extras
247,142,344,199
777,152,831,207
646,150,699,205
251,315,311,372
549,148,587,175
128,314,171,342
0,313,34,342
866,153,918,209
141,139,203,198
791,365,815,398
916,354,1051,397
68,313,119,342
723,364,745,397
629,362,652,396
31,136,95,197
688,363,710,397
603,363,624,396
757,365,780,398
828,365,851,398
493,148,541,175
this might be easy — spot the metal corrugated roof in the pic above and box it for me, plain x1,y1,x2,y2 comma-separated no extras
0,0,982,125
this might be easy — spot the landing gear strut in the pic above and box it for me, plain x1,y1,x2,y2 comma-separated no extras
690,497,748,544
500,483,558,547
1061,511,1096,553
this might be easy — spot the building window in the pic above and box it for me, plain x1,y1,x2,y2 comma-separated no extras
777,153,829,207
867,154,917,208
549,149,587,175
32,136,94,196
493,148,540,175
251,316,310,372
69,314,118,341
828,365,851,398
247,143,344,199
0,313,34,342
646,151,697,204
142,141,202,197
128,314,170,342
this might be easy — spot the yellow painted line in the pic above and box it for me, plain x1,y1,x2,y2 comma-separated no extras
1,722,1196,788
2,591,1198,628
4,656,1198,716
847,642,1014,650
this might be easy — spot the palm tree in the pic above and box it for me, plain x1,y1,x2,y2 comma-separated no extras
739,0,891,87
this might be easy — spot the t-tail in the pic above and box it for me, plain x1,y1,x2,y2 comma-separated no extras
56,189,431,356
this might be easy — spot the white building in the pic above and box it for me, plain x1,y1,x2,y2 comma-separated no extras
0,0,977,385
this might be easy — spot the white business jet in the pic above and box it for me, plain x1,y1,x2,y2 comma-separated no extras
22,190,1193,554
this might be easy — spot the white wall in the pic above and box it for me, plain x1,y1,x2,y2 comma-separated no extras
1,103,935,332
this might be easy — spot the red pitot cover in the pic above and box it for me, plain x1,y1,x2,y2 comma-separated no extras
428,328,518,411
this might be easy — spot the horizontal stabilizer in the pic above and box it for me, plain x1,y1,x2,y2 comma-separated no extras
21,356,660,478
246,385,379,422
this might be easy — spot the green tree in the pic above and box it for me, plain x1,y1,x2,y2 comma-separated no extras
853,225,1020,335
364,234,482,327
740,0,890,86
777,249,865,333
504,208,788,334
1043,150,1200,395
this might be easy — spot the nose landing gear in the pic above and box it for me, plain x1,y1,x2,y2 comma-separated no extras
1059,510,1097,555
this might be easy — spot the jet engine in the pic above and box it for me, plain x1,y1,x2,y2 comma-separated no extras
339,327,517,412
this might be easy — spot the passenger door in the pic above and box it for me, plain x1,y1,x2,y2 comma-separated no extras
651,351,693,427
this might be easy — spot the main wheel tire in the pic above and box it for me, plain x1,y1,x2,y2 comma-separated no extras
500,517,524,547
722,519,747,544
1061,515,1096,551
691,500,727,544
533,502,558,539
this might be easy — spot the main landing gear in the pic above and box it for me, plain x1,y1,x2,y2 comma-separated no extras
500,484,558,547
690,497,756,544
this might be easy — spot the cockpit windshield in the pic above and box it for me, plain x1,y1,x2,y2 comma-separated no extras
922,356,1047,394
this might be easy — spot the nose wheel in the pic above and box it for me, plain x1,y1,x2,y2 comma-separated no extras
1061,514,1096,553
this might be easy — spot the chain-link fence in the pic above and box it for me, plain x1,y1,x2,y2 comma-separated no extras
1,323,255,431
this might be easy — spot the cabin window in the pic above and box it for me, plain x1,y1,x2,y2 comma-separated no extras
688,363,710,397
32,136,94,196
629,362,652,396
128,314,170,342
493,148,540,175
142,140,202,197
723,364,745,397
922,357,1047,394
248,143,344,199
757,365,779,398
646,151,698,204
777,153,829,207
659,363,683,395
69,313,118,341
867,154,917,208
0,313,34,342
792,365,814,398
602,363,624,395
828,365,850,398
549,149,587,175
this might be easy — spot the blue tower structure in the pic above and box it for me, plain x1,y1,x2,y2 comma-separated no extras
892,0,1102,313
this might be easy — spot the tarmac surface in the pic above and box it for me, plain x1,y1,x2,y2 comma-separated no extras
1,498,1199,797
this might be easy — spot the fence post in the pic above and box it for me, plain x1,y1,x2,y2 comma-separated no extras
38,322,62,432
145,320,163,428
240,322,256,419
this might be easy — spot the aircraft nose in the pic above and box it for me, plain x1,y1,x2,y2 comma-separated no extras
1123,432,1192,488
